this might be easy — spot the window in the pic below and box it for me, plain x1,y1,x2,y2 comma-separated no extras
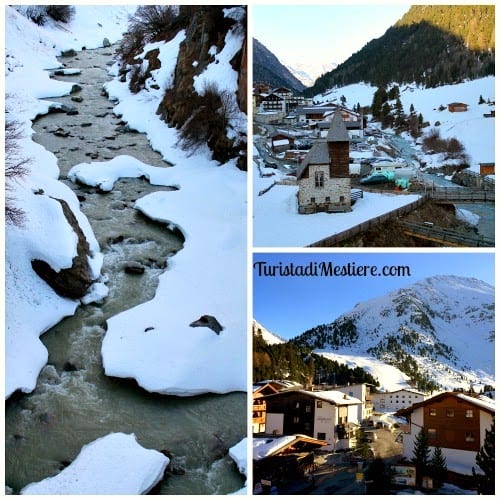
325,196,330,203
446,408,455,417
429,408,437,416
465,432,475,442
465,409,474,418
317,401,323,409
311,197,316,203
293,416,300,424
317,432,326,440
428,428,437,440
295,402,300,409
305,405,312,413
304,422,311,432
315,171,324,188
339,195,345,203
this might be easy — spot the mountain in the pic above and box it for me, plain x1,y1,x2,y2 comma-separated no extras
285,61,337,88
253,38,306,93
292,276,494,393
253,320,379,388
307,5,495,96
253,319,285,345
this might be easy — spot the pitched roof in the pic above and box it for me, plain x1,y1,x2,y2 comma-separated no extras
326,109,350,142
264,389,362,406
295,140,328,179
395,391,495,418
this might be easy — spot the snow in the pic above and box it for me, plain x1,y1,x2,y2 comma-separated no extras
253,319,285,345
314,77,495,169
312,276,494,392
253,435,297,460
229,438,248,495
20,433,168,495
5,5,246,399
315,351,411,392
255,76,494,247
253,162,420,246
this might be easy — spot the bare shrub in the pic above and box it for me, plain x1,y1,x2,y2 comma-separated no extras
5,118,30,226
129,6,177,44
46,5,75,23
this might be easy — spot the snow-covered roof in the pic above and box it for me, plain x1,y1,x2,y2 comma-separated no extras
253,435,328,461
457,393,495,413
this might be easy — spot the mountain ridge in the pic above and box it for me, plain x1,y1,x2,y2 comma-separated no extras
292,275,494,392
253,38,306,93
306,5,494,95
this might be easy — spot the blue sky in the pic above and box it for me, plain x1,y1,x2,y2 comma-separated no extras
252,4,411,68
253,252,495,340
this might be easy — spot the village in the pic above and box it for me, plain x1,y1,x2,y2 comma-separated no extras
252,379,495,495
253,82,495,248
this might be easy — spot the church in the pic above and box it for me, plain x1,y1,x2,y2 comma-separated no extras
296,109,351,214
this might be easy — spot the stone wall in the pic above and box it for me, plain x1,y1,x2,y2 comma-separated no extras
298,164,351,213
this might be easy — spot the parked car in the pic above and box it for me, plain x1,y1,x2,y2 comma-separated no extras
360,173,389,185
264,160,278,169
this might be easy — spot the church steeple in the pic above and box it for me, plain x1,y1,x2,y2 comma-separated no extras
327,109,350,178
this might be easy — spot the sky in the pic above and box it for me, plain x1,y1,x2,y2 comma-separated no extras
252,4,410,73
253,251,495,340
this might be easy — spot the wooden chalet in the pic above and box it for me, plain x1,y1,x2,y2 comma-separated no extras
396,392,495,476
448,102,468,112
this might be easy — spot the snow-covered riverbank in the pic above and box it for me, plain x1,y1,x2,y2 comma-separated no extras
6,5,247,398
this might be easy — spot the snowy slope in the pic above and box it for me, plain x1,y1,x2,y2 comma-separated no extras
314,77,495,169
253,319,285,345
285,61,337,87
295,276,494,391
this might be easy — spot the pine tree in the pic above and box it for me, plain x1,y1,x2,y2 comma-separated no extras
412,428,431,487
430,446,447,489
473,419,495,494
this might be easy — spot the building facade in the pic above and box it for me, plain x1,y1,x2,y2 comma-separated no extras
371,389,428,412
264,389,362,451
397,392,495,475
297,110,351,214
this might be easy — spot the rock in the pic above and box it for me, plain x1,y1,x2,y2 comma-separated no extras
63,362,79,372
61,49,77,57
71,84,83,94
123,262,145,274
189,315,224,334
54,128,70,138
39,365,61,385
31,198,93,299
102,37,111,48
81,123,93,127
71,96,84,103
66,108,79,116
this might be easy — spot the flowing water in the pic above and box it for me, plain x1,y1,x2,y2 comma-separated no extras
390,134,494,241
5,46,246,494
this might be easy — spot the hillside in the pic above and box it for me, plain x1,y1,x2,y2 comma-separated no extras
253,320,379,388
119,6,247,167
307,5,494,95
292,276,494,393
253,38,305,93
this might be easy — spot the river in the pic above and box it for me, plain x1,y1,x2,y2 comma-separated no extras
390,134,494,242
5,46,246,494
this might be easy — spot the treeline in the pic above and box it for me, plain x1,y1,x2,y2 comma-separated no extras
253,332,379,387
306,5,494,95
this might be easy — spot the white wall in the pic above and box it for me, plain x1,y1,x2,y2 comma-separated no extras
265,413,284,435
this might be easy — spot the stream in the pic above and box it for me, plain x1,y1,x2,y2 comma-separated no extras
390,134,495,241
5,46,246,494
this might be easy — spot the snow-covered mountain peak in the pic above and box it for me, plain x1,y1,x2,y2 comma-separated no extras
294,275,494,392
253,319,285,345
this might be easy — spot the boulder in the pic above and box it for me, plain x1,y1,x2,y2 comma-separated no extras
102,37,111,48
31,198,93,299
189,315,224,334
123,261,145,274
